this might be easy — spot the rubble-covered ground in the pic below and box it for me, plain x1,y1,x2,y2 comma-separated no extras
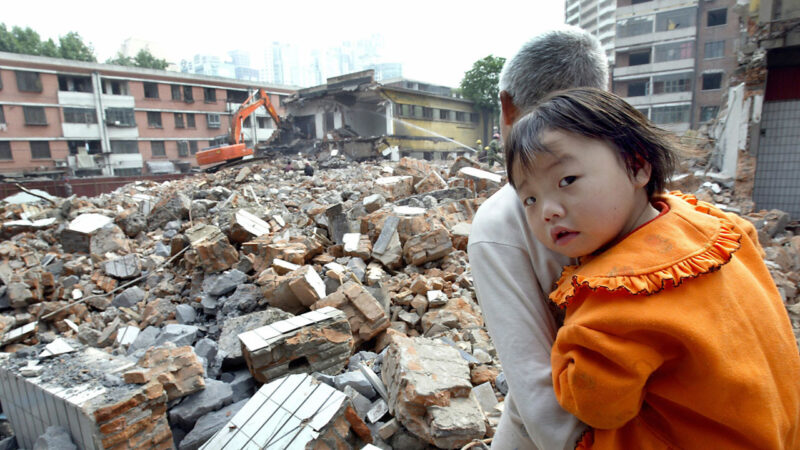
0,153,797,450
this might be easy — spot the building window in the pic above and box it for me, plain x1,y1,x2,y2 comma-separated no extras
422,107,433,119
0,141,11,160
439,109,450,120
654,41,694,62
700,105,720,122
406,105,417,117
204,87,216,102
106,108,136,127
30,141,51,159
702,72,723,90
0,105,5,125
707,8,727,27
257,117,271,128
114,168,142,176
177,140,189,157
629,50,651,66
183,85,193,102
632,0,651,4
651,104,690,124
63,107,98,124
171,85,181,100
704,40,725,59
627,79,649,97
655,7,696,31
15,71,43,92
190,141,198,155
151,141,166,157
636,107,650,119
616,17,653,38
175,113,185,128
470,113,479,123
324,111,335,131
455,111,466,122
395,103,404,116
147,111,162,128
187,113,196,128
653,72,692,93
207,113,221,128
23,106,47,126
143,82,159,99
103,80,129,95
57,75,92,93
110,140,139,154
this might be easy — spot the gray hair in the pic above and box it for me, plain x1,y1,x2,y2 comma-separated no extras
499,26,609,109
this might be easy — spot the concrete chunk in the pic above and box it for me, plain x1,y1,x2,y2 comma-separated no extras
169,378,234,430
313,281,390,346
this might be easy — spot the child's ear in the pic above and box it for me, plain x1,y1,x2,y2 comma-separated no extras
632,158,652,188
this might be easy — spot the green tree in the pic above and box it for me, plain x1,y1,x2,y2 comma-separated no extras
0,24,17,53
460,55,506,143
133,49,168,70
59,32,96,62
106,49,168,70
40,38,59,58
11,26,43,55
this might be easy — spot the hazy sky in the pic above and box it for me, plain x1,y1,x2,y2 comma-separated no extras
3,0,566,87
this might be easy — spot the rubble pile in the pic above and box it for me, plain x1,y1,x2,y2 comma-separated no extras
0,154,797,449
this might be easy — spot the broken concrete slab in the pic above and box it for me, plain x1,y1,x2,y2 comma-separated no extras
200,373,371,449
258,265,327,315
178,398,247,450
403,227,454,266
169,378,234,430
382,334,485,448
113,285,145,308
60,213,114,254
228,209,270,244
312,281,390,347
103,254,142,279
217,308,294,367
184,224,239,273
123,343,205,402
240,306,353,384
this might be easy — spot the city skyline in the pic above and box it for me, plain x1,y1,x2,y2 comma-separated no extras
2,0,565,88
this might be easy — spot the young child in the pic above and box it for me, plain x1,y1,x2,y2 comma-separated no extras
505,87,800,449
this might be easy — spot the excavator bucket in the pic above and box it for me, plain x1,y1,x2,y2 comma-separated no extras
195,143,253,166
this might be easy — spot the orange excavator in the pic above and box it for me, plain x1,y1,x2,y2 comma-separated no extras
195,88,282,168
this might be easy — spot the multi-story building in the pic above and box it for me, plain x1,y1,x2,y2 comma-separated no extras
566,0,618,63
611,0,740,132
0,51,294,178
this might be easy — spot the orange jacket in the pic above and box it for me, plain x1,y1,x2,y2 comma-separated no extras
550,193,800,449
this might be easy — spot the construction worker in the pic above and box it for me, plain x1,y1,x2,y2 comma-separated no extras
486,133,502,168
475,139,485,161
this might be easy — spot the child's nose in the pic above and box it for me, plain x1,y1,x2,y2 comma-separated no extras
542,200,564,222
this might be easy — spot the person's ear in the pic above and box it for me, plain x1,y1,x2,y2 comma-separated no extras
500,90,519,126
632,158,652,188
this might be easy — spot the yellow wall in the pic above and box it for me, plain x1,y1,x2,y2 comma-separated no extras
381,88,484,155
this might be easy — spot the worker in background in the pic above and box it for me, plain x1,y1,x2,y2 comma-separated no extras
303,161,314,177
486,133,503,168
475,139,485,161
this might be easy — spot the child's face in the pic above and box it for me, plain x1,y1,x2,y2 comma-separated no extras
512,129,653,258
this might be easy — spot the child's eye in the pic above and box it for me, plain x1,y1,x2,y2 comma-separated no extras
523,196,536,206
559,176,577,188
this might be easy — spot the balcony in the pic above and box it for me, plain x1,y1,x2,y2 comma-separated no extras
624,91,692,107
58,91,95,108
614,58,695,77
616,26,695,48
617,0,696,18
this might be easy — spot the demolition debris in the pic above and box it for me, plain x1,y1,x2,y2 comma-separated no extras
0,153,797,449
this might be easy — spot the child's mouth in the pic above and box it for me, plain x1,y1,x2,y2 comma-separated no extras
552,229,578,245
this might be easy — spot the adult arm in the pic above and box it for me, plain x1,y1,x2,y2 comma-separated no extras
470,241,585,450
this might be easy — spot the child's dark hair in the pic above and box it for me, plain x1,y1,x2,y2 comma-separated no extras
506,87,678,197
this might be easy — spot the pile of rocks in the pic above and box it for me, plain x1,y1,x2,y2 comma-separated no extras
0,154,796,449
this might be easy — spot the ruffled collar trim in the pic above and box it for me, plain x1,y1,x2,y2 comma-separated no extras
551,192,742,306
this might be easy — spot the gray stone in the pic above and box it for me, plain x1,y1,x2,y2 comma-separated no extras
169,378,234,430
61,275,80,290
205,269,247,297
421,195,438,209
113,286,145,308
91,224,130,256
325,203,348,245
334,370,376,400
221,369,256,403
176,304,197,324
348,351,378,372
178,399,247,450
472,381,498,414
148,193,191,230
117,211,146,237
200,295,218,316
194,338,218,367
367,398,389,424
346,257,367,282
165,220,182,231
103,254,141,279
343,385,373,419
397,310,421,327
363,193,385,213
217,308,293,367
127,325,161,353
219,284,259,317
154,241,171,257
154,324,198,347
33,425,76,450
495,372,508,396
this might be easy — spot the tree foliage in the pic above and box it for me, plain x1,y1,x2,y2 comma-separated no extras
460,55,506,113
0,24,96,62
106,49,168,70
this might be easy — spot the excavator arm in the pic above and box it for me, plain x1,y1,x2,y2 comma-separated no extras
230,88,281,146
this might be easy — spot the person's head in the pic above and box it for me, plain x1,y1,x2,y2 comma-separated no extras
498,26,608,142
506,88,678,258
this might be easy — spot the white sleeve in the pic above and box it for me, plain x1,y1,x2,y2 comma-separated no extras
469,240,586,450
